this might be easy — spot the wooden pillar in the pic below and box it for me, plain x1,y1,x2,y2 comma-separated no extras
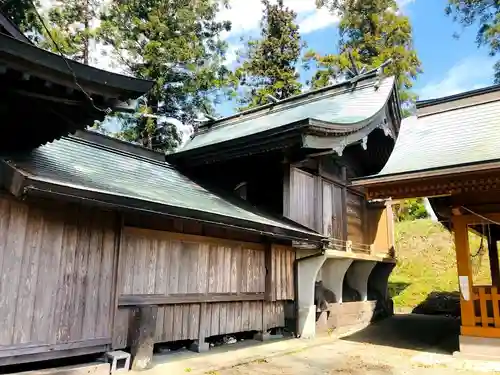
264,243,274,302
190,303,210,353
283,164,291,218
128,306,158,371
452,215,475,329
488,232,500,287
341,166,348,246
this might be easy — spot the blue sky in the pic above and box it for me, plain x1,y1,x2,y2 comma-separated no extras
215,0,496,117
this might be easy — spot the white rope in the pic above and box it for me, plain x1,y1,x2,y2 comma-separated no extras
461,206,500,226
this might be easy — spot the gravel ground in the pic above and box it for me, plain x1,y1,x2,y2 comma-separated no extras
218,340,500,375
217,315,500,375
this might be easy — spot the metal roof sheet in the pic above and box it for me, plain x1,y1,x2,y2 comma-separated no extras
371,99,500,178
178,76,396,153
7,136,321,239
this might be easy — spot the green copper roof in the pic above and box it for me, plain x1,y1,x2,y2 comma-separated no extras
178,75,396,153
361,97,500,180
6,135,323,241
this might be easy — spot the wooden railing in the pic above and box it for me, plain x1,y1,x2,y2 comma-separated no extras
472,286,500,327
326,238,390,256
461,286,500,338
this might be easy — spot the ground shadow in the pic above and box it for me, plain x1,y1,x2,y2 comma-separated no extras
341,291,461,354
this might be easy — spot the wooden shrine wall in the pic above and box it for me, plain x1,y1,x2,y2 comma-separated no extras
112,227,295,348
0,196,117,364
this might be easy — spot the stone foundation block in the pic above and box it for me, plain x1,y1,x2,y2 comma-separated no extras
105,350,131,373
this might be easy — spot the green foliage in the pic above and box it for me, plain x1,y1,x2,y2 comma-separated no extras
112,102,182,152
98,0,232,152
446,0,500,83
308,0,422,114
393,198,429,222
1,0,42,41
40,0,100,64
234,0,304,110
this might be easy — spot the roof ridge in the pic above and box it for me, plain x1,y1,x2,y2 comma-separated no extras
192,76,384,137
417,96,500,118
64,132,175,170
417,83,500,109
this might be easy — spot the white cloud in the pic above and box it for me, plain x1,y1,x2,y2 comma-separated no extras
219,0,339,38
397,0,415,7
418,55,495,100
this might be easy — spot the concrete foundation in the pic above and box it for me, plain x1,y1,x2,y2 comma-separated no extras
297,253,327,339
316,301,377,336
456,335,500,361
322,259,353,304
296,250,395,340
346,261,377,301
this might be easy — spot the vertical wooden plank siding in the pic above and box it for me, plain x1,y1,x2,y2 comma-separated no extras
114,228,292,348
0,196,116,348
366,205,391,256
288,168,316,230
321,180,344,240
322,181,333,237
346,191,365,245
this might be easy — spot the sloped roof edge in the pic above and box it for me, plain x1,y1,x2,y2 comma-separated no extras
2,133,325,243
0,11,32,43
0,32,153,97
353,83,500,188
170,75,398,161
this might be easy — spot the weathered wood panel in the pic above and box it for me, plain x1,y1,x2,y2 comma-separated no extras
113,228,290,348
322,181,343,240
114,301,287,348
0,196,116,349
288,167,316,230
269,245,295,301
118,228,265,297
366,203,393,256
347,191,365,245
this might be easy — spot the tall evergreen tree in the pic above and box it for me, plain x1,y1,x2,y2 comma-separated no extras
40,0,101,64
446,0,500,82
2,0,42,41
310,0,422,113
98,0,232,152
234,0,304,110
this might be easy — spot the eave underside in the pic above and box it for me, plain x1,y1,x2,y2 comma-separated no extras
362,167,500,201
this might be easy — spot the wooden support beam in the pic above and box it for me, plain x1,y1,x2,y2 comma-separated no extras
189,303,210,353
488,233,500,287
452,215,475,328
341,166,348,245
128,306,158,371
119,293,265,307
264,243,274,301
